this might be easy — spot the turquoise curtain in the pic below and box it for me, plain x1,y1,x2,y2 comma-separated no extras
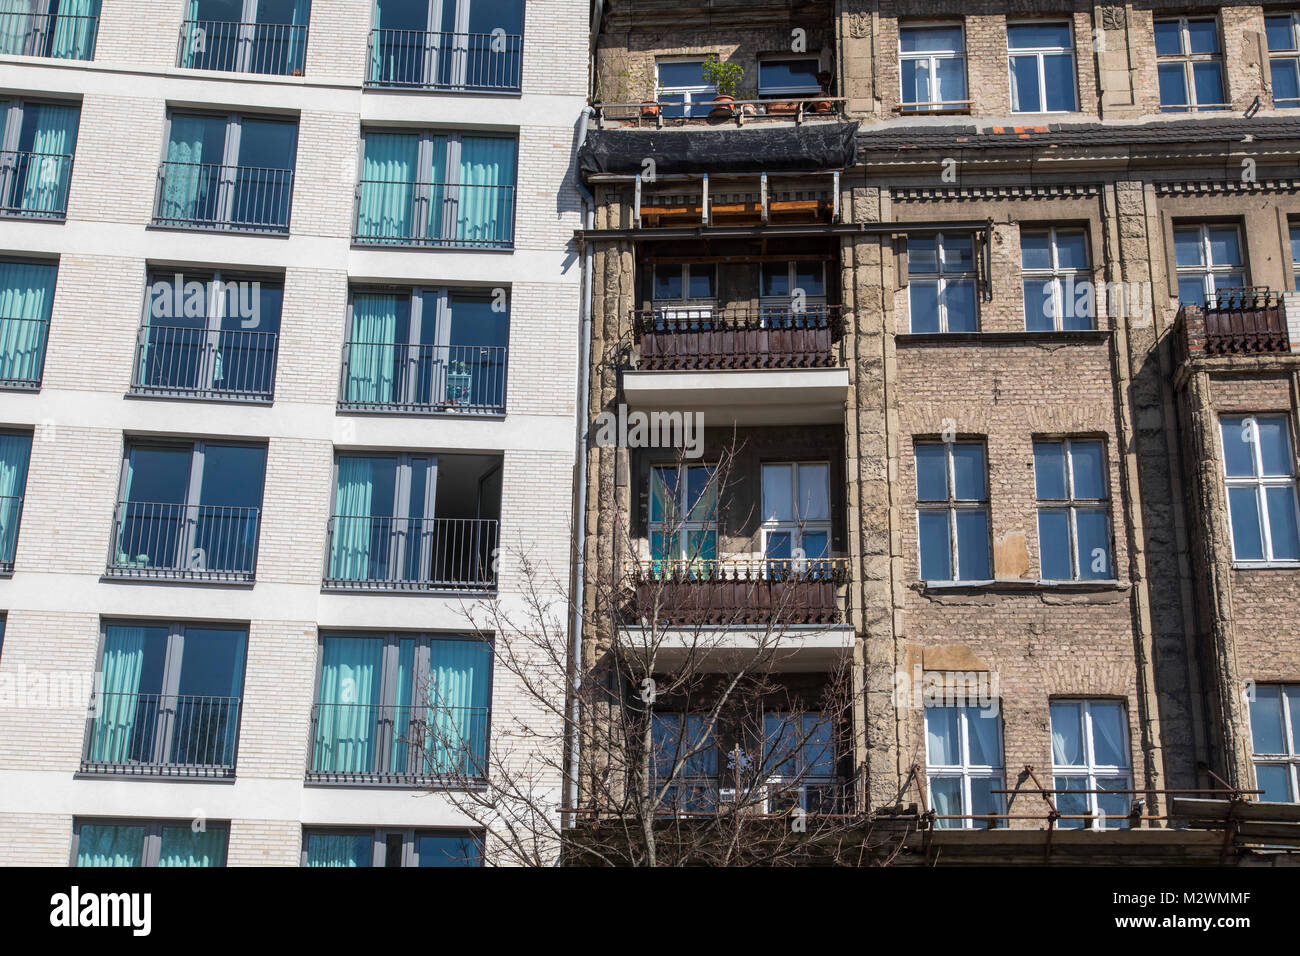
76,824,145,866
346,294,398,404
0,259,54,384
455,135,514,246
305,832,370,866
158,824,227,866
313,636,382,772
49,0,99,59
161,114,213,224
357,132,418,241
389,637,414,773
328,457,377,579
286,0,310,72
88,626,146,763
0,0,31,56
20,103,79,214
0,432,30,563
425,638,490,774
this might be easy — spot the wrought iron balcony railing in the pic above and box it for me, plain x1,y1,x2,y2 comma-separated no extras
323,515,498,591
107,501,260,582
366,29,522,91
339,342,506,413
0,316,48,389
353,180,515,248
0,494,23,573
593,97,848,128
650,775,854,816
81,692,241,778
0,150,74,218
153,161,294,233
308,703,489,784
0,10,99,60
177,19,308,75
1177,287,1292,358
131,326,278,401
633,305,845,370
628,557,850,626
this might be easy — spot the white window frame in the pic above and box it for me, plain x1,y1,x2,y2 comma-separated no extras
648,463,718,565
1267,13,1300,108
1006,20,1077,114
1219,415,1300,567
655,58,716,116
1155,16,1228,112
898,22,968,112
908,232,978,333
760,461,832,561
1249,684,1300,803
1020,226,1092,331
914,440,991,582
924,704,1006,829
1034,438,1114,581
1050,698,1133,831
1174,222,1245,306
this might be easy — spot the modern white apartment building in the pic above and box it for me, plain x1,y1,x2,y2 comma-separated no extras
0,0,585,866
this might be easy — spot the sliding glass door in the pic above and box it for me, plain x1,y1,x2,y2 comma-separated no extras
369,0,522,91
327,454,434,585
0,99,79,216
0,258,55,387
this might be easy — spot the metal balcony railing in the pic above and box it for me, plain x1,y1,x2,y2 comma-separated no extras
0,316,48,389
0,494,23,573
0,11,99,60
153,161,294,233
323,515,498,591
633,305,846,370
629,557,850,626
1177,288,1292,358
366,29,522,91
338,342,506,414
593,97,848,128
353,180,514,248
81,692,241,778
177,19,309,75
649,775,854,816
307,703,489,783
0,150,74,218
131,326,278,401
108,501,260,582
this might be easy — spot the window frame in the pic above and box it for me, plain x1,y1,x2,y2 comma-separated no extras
1049,698,1133,831
759,460,832,564
0,97,80,220
1020,226,1093,331
70,817,230,867
1155,16,1228,112
914,440,991,583
1173,222,1246,306
648,462,718,566
655,57,716,117
1267,13,1300,108
300,827,484,866
757,56,822,98
924,703,1006,829
1033,438,1115,581
325,451,439,585
898,21,969,113
907,232,979,333
1219,414,1300,567
1248,684,1300,803
1006,20,1078,114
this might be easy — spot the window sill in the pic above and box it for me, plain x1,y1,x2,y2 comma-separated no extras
897,330,1112,345
147,222,290,238
0,380,41,392
103,570,256,587
917,578,1128,596
128,388,274,406
1231,561,1300,571
0,210,66,223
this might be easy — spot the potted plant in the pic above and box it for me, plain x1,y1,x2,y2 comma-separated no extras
446,360,472,405
701,56,744,117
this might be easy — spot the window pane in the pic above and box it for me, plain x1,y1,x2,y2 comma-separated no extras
1272,60,1300,105
942,235,974,271
159,824,228,867
1020,231,1052,270
1050,701,1084,765
1185,19,1219,55
918,510,952,580
943,279,977,331
966,708,1002,767
1055,230,1089,269
934,57,966,104
1177,276,1206,307
955,509,990,579
1207,227,1240,266
1173,227,1204,266
1008,23,1071,49
1154,20,1183,56
908,236,939,273
1265,486,1300,560
1192,61,1225,107
901,59,931,106
415,832,482,867
926,706,961,765
1042,54,1076,111
909,280,940,332
1250,685,1286,754
801,531,830,560
1038,509,1072,579
1023,277,1055,330
915,444,949,501
1009,55,1041,112
1055,774,1089,828
76,824,146,867
1255,418,1292,476
1075,508,1112,579
304,832,371,867
762,464,794,521
1266,16,1297,52
765,530,792,560
687,265,716,299
653,266,682,300
969,777,1003,824
1228,486,1265,560
758,59,820,93
929,776,964,827
686,466,716,521
658,61,705,88
798,463,830,520
1090,702,1128,766
1254,763,1293,802
902,25,964,54
1070,441,1106,499
1097,777,1132,828
1158,62,1189,109
950,444,985,500
650,466,677,522
760,262,789,297
1289,688,1300,754
794,263,825,297
1034,442,1067,499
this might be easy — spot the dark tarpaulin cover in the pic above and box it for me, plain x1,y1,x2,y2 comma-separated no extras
579,122,860,176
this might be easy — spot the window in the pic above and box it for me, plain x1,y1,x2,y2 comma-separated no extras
1220,416,1300,564
1155,17,1227,112
1021,227,1092,331
1268,14,1300,108
758,58,821,98
135,270,281,401
180,0,311,75
309,633,490,782
156,112,298,232
1034,439,1113,580
0,0,100,61
762,712,839,812
368,0,523,91
302,828,483,866
0,98,79,218
355,129,516,248
84,622,247,777
925,704,1005,828
1292,223,1300,288
73,818,229,866
1050,699,1132,829
0,258,56,389
656,59,715,118
908,234,977,333
1007,22,1076,113
651,713,718,813
109,440,266,581
1249,684,1300,802
341,287,507,413
759,261,828,320
0,432,31,573
899,24,967,112
761,462,831,573
1173,223,1244,307
651,264,716,323
915,441,990,581
649,464,717,569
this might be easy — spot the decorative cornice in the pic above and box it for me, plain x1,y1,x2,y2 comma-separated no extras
1153,178,1300,196
891,183,1101,201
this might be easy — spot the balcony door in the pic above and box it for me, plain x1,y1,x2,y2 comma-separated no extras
0,258,55,388
0,99,79,216
651,264,715,325
0,0,99,60
759,261,827,325
182,0,311,75
328,454,437,584
371,0,522,89
761,462,831,575
649,464,717,572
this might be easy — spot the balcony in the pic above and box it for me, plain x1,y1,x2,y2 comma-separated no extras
107,502,260,583
593,98,849,130
80,692,240,779
353,180,514,248
339,342,505,414
0,9,99,60
307,702,488,784
1,149,73,219
153,161,294,234
634,305,844,371
131,326,278,402
1176,288,1295,360
366,29,522,92
628,558,850,628
323,515,497,591
0,494,22,573
177,19,309,75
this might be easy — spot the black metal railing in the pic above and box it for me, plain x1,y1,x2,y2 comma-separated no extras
323,515,497,591
178,19,309,75
366,29,522,91
650,775,853,816
132,326,278,401
108,501,260,582
154,161,294,232
0,494,23,572
338,342,506,413
0,11,99,60
0,150,74,218
308,703,489,783
0,316,48,388
353,180,514,248
82,692,241,778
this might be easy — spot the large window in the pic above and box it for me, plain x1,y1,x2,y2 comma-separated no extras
1174,223,1244,307
355,129,516,248
649,464,717,568
759,261,828,319
341,287,507,413
155,112,298,232
1034,439,1113,580
915,441,990,582
761,462,830,572
757,58,821,99
1021,227,1091,331
1220,416,1300,565
109,440,266,581
908,233,977,333
925,704,1005,828
368,0,523,91
1267,14,1300,108
84,622,247,777
656,59,715,118
1249,684,1300,802
180,0,311,75
0,1,100,61
73,819,229,866
0,431,31,573
0,98,79,218
302,828,483,866
899,24,966,112
1050,699,1132,829
1155,17,1227,112
0,258,55,389
309,632,490,782
1007,21,1076,113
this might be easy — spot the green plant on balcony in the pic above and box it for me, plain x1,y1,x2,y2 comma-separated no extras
701,56,744,112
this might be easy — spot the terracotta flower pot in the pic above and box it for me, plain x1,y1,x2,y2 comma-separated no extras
640,100,661,118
